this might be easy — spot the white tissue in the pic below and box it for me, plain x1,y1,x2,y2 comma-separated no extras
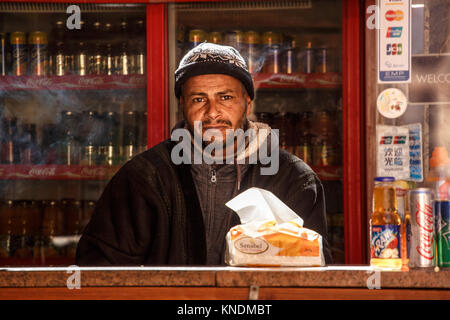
225,187,303,226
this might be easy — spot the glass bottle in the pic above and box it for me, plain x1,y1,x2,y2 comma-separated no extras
370,177,402,270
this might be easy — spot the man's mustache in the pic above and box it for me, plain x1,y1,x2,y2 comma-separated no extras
201,119,232,127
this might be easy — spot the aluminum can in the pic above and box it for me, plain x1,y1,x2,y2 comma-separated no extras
224,30,244,51
435,200,450,267
188,29,206,50
10,32,27,76
242,31,260,74
29,31,48,76
409,188,435,268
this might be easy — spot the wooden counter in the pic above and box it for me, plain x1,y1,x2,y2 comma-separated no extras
0,266,449,300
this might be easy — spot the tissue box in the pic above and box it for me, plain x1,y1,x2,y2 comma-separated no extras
224,188,325,267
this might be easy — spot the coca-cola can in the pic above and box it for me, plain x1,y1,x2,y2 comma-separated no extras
409,188,436,268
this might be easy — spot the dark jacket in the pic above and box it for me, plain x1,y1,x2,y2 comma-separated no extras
75,139,332,265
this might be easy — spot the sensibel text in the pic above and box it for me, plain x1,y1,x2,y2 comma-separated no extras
177,304,272,317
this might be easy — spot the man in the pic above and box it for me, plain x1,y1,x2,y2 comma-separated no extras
76,42,332,265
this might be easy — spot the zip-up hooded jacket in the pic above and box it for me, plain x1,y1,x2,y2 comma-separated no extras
75,120,332,265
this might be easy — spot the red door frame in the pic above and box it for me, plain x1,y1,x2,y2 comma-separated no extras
342,0,367,264
147,4,169,147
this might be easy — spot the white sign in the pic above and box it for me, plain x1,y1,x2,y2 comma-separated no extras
376,125,410,180
378,0,411,83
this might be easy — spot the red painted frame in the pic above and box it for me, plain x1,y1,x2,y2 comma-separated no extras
147,4,168,147
342,0,367,264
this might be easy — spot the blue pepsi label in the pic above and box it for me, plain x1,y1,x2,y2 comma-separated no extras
371,225,401,259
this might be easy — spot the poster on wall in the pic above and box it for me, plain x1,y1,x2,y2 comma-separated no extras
378,0,411,83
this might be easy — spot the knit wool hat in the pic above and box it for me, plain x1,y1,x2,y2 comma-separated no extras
174,42,255,100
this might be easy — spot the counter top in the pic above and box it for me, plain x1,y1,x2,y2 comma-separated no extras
0,265,449,289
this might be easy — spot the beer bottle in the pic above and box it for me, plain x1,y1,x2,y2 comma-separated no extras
137,111,147,154
1,32,7,76
41,124,58,164
57,111,80,165
123,111,137,161
103,23,115,75
370,177,402,270
64,199,82,259
312,110,338,167
1,117,20,164
99,111,119,166
12,200,34,259
116,21,131,75
41,200,63,260
295,112,314,165
131,19,146,75
79,111,98,166
20,123,39,164
0,200,13,258
261,31,281,74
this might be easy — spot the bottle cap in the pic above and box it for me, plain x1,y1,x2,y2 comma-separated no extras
374,177,395,182
429,146,450,167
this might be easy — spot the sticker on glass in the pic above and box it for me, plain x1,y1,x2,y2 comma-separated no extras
376,88,407,119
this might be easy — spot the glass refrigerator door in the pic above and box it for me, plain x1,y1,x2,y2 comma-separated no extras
0,2,147,266
168,0,344,263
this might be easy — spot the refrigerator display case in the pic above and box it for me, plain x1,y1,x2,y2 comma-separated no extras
168,0,346,263
0,0,366,266
0,2,147,265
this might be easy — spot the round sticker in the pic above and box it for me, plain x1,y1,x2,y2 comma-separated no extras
377,88,407,119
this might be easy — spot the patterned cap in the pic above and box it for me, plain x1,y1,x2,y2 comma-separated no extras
175,42,255,100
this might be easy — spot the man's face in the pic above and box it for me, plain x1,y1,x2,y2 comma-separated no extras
180,74,252,146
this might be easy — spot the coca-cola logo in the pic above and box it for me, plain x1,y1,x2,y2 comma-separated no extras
78,77,104,86
28,167,56,176
415,203,434,260
269,74,305,84
81,167,107,177
26,77,53,88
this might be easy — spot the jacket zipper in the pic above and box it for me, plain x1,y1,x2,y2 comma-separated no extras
211,168,217,183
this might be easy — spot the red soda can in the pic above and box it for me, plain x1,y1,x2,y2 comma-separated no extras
409,188,436,268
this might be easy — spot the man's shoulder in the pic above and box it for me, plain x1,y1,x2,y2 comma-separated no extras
277,149,317,178
118,139,175,178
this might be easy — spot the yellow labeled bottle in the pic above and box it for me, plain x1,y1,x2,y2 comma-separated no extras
370,177,402,270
